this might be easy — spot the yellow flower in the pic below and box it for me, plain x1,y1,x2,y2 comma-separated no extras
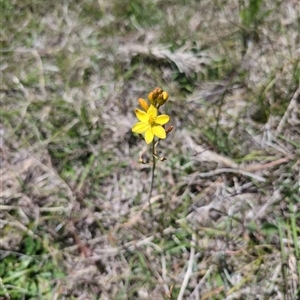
132,105,170,144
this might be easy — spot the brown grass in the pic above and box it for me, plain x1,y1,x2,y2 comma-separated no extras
1,0,299,299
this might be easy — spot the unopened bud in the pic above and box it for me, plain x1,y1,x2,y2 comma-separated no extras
157,93,168,106
165,126,174,134
162,91,169,101
156,87,163,94
138,98,149,111
148,92,155,104
152,89,159,99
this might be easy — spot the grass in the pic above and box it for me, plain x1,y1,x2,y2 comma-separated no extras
1,0,299,299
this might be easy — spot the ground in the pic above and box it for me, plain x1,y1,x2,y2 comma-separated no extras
1,0,299,299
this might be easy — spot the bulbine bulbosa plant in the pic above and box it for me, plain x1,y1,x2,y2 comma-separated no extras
132,87,173,215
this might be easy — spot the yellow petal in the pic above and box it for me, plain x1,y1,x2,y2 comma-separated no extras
152,125,166,139
135,109,148,123
132,122,150,133
155,114,170,125
147,105,157,118
145,127,154,144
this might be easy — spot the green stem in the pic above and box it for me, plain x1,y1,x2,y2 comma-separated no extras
147,139,156,216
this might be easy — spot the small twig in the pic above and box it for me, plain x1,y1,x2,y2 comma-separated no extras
244,157,290,172
177,233,196,300
197,168,266,182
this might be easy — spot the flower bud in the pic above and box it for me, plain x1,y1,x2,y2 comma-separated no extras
152,89,159,99
155,87,163,94
165,126,173,134
138,98,149,111
162,91,169,101
148,92,155,105
157,94,163,101
157,92,168,106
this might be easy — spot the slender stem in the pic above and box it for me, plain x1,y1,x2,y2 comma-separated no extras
147,139,156,216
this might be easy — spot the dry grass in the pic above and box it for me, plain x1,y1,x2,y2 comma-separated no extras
1,0,299,299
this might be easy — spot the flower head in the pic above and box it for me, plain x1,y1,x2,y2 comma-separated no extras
132,105,170,144
148,87,169,108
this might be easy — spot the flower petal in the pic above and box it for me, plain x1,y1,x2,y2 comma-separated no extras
155,114,170,125
147,105,157,118
132,122,150,133
145,127,154,144
135,109,148,123
152,125,166,139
